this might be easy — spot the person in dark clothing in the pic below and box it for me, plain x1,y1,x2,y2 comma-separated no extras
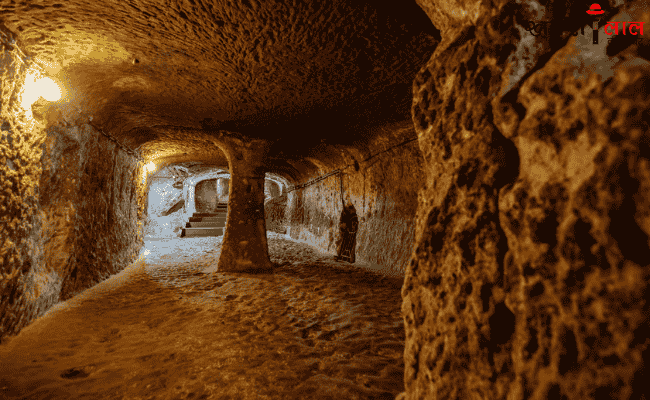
336,202,358,262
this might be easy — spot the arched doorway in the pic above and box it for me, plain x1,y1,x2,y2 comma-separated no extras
195,179,219,213
336,202,359,263
182,170,229,218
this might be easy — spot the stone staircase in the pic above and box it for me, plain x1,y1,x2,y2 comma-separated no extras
180,203,228,237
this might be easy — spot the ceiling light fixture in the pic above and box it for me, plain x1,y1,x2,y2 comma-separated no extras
144,161,157,174
21,68,63,110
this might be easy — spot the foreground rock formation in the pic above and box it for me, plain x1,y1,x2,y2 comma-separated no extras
402,0,650,398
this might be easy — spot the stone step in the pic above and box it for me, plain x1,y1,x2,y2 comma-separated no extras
181,227,224,237
193,210,227,216
193,212,226,217
187,221,226,228
189,216,227,222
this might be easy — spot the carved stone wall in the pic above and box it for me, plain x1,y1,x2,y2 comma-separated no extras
284,121,424,275
1,116,144,340
401,0,650,398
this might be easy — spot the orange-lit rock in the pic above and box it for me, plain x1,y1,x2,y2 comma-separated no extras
402,0,650,399
1,0,648,398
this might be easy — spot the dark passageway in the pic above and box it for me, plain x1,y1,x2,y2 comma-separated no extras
1,0,649,399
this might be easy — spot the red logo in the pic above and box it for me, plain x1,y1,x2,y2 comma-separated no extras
587,3,604,15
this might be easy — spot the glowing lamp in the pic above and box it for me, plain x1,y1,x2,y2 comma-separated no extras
21,71,63,110
35,77,62,101
144,161,157,174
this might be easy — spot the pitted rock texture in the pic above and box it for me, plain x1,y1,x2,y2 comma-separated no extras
55,122,144,301
1,118,144,340
265,192,288,234
216,139,273,273
404,22,518,399
1,0,439,161
403,0,650,399
498,29,650,399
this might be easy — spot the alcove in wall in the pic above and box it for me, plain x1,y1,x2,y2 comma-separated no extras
194,177,230,213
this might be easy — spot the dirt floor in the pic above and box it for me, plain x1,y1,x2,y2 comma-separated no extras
0,232,406,400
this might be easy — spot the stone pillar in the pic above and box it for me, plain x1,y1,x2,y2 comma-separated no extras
217,139,272,273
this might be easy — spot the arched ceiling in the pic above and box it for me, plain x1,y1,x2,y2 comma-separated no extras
1,0,439,173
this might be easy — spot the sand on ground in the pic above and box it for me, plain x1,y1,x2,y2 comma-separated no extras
0,232,406,400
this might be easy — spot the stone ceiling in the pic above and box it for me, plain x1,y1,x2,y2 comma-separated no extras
1,0,439,164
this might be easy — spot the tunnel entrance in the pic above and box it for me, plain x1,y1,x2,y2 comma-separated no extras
195,179,218,213
336,203,359,263
194,177,229,213
181,178,229,238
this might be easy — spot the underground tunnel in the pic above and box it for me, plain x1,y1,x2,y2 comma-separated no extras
0,0,649,399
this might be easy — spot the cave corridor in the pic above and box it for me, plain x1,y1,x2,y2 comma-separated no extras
1,0,649,399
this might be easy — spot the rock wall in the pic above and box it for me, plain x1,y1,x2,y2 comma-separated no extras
1,104,144,340
195,178,218,213
144,174,185,238
265,192,288,234
284,121,424,276
0,66,51,341
401,0,650,398
55,121,143,301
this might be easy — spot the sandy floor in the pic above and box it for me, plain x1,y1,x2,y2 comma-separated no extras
0,233,406,400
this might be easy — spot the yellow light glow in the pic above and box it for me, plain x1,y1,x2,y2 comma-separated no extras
36,77,62,101
20,70,63,110
144,161,157,174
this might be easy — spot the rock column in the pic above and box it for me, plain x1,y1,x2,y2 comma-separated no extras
217,139,272,273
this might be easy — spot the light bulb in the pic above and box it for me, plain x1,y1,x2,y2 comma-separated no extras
21,72,62,110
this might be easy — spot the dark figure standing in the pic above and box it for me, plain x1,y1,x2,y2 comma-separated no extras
336,202,358,263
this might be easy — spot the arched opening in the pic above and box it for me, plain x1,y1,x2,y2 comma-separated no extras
194,179,219,213
265,179,281,200
144,165,187,239
336,202,359,263
181,178,228,237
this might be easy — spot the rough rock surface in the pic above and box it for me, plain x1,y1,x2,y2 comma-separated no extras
216,138,273,273
0,0,439,161
57,122,143,301
1,110,143,339
265,192,288,234
402,0,650,398
285,120,423,276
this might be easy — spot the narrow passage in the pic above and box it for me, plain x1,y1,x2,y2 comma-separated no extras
0,233,405,400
